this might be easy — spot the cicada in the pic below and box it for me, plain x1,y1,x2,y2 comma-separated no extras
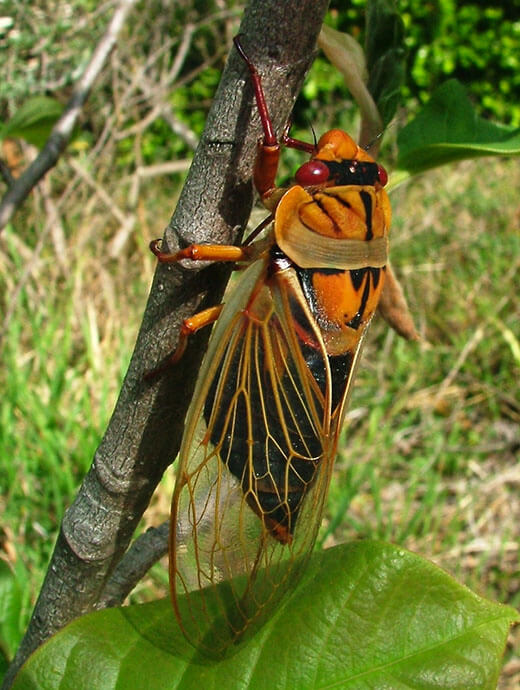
150,37,391,653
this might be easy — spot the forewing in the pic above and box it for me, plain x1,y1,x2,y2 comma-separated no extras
170,258,341,653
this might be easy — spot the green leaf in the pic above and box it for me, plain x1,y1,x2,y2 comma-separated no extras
365,0,406,125
0,561,23,669
2,97,63,148
397,79,520,175
12,542,518,689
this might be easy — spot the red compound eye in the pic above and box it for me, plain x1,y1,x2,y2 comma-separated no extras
377,164,388,187
295,160,330,186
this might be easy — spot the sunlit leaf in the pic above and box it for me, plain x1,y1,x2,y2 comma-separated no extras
397,79,520,175
12,542,518,689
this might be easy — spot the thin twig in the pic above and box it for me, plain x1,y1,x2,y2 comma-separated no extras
97,522,169,608
135,161,192,178
68,157,132,227
165,23,195,85
115,46,228,149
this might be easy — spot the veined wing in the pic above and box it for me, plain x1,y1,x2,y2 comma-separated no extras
170,253,358,653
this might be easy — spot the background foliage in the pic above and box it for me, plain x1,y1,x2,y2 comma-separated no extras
327,0,520,125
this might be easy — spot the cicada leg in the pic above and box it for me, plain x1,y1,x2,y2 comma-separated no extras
282,132,316,155
150,240,250,264
234,37,316,203
145,304,224,380
167,304,224,366
146,239,250,379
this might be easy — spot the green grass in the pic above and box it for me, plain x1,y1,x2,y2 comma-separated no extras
1,157,519,681
0,206,152,645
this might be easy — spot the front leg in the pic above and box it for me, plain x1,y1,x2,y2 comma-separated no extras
150,240,250,264
234,37,318,206
234,36,281,201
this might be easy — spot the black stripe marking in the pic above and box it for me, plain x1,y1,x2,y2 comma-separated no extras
359,190,373,241
350,268,366,291
313,197,343,235
345,269,372,329
320,189,374,242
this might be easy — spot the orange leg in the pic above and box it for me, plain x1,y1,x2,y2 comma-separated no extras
150,240,250,264
146,237,249,379
146,305,223,380
170,305,223,364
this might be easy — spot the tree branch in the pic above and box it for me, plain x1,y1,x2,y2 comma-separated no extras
0,0,138,232
2,1,329,686
97,522,169,609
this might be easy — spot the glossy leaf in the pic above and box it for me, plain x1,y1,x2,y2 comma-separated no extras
12,541,518,689
396,79,520,176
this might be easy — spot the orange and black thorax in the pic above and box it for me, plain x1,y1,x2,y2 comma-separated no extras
274,151,391,356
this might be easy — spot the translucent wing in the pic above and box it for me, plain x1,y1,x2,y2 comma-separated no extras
170,253,364,653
